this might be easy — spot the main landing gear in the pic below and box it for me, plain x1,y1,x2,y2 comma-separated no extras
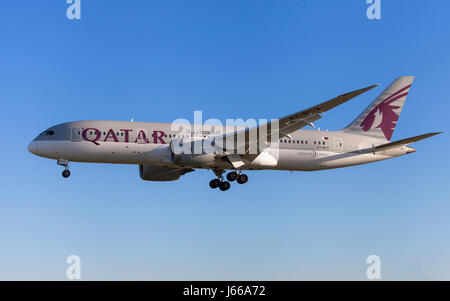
209,169,248,191
57,159,71,178
227,171,248,184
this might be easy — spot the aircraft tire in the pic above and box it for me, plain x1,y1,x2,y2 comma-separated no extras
237,174,248,184
209,179,220,189
62,170,71,178
219,181,230,191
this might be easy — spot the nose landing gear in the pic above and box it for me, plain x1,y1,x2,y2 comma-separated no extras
57,159,70,178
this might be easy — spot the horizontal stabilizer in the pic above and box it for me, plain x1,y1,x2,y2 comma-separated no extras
374,132,442,152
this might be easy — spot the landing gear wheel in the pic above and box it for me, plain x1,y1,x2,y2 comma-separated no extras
219,181,231,191
209,179,221,189
226,171,238,182
62,169,71,178
237,174,248,184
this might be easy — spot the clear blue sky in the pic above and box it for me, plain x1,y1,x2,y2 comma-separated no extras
0,1,448,280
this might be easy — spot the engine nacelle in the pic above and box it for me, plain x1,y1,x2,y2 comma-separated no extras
141,144,174,165
139,165,191,181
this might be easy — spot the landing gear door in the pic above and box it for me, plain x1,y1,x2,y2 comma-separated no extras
334,138,343,153
71,128,82,142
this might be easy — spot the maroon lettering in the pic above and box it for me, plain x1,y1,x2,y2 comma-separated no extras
134,130,149,143
120,129,132,143
153,130,166,144
82,128,101,145
104,128,119,142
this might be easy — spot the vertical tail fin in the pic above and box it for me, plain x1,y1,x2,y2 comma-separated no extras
343,76,414,141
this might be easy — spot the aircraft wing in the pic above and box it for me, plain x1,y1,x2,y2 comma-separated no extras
214,84,379,155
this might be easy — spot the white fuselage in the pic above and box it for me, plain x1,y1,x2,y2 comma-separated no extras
28,120,414,172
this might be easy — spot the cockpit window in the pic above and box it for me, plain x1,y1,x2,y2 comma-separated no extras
40,130,55,136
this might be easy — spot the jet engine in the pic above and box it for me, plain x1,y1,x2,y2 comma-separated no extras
139,165,194,181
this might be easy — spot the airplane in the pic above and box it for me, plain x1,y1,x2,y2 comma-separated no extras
28,76,441,191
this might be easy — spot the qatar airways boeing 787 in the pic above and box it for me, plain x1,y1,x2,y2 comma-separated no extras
28,76,441,191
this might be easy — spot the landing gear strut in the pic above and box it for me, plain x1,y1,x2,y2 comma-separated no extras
57,159,70,178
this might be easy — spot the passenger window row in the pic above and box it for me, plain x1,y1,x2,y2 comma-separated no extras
279,139,327,145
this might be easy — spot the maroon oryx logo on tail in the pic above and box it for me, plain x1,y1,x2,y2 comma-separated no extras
360,84,411,141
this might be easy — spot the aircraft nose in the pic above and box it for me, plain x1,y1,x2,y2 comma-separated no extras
27,141,37,155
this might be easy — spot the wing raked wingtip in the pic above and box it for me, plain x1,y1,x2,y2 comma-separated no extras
360,83,379,91
363,83,380,91
431,131,443,136
339,83,378,98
